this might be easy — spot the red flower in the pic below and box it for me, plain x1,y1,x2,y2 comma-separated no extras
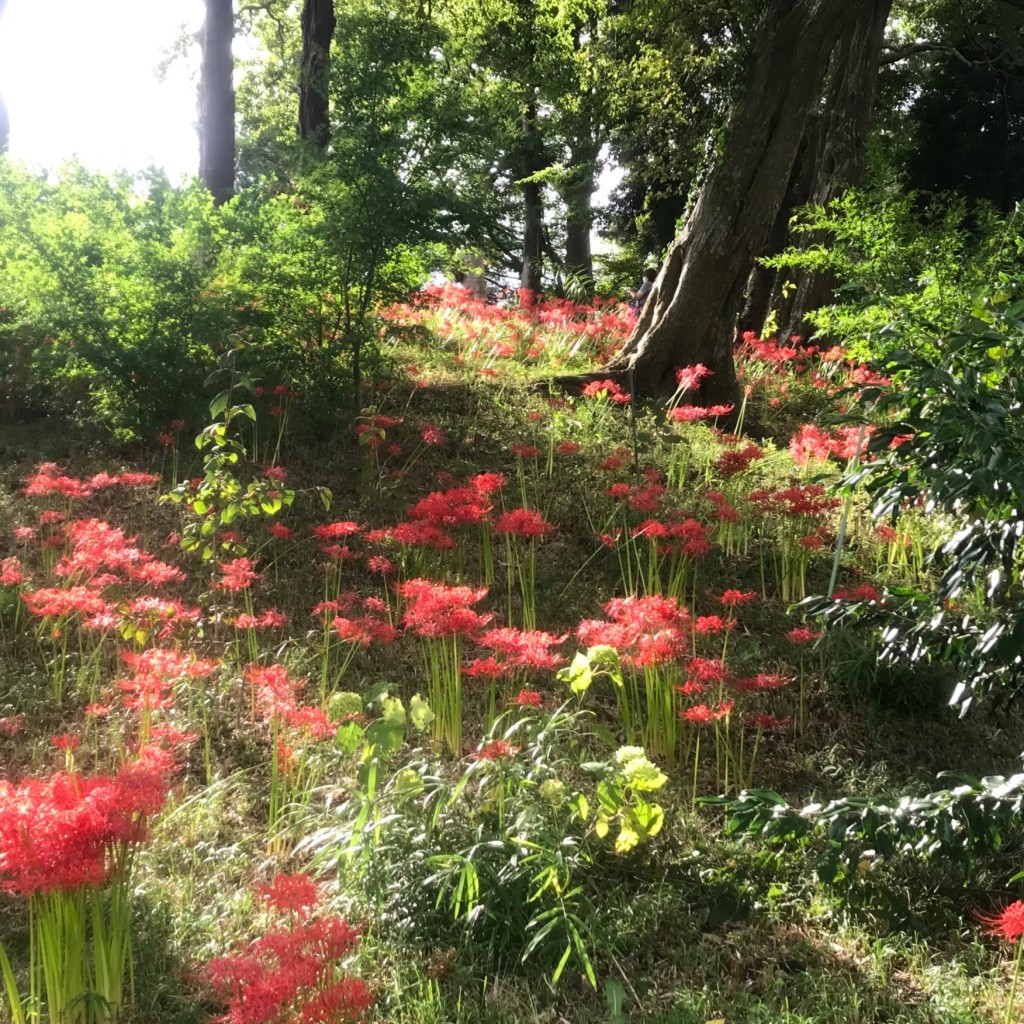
717,589,758,608
257,873,320,918
398,579,493,638
514,690,543,706
420,423,445,446
786,626,822,644
511,443,540,458
674,364,712,391
218,557,259,592
471,739,520,760
494,508,556,539
977,901,1024,943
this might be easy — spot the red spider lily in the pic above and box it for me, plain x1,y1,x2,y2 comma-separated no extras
0,715,26,735
235,610,289,630
471,739,520,760
695,615,730,635
514,690,543,706
318,544,358,562
475,627,566,672
730,673,791,693
675,364,712,391
268,522,294,541
264,466,288,483
120,649,218,685
366,555,394,575
510,443,541,458
557,440,581,455
23,585,113,619
494,508,556,539
606,482,631,499
471,472,508,494
331,600,399,647
667,404,737,423
420,423,445,446
716,442,765,478
832,583,884,604
156,433,176,446
977,901,1024,943
52,733,80,751
462,656,508,679
204,895,370,1024
398,579,493,638
577,594,690,668
0,761,171,895
408,486,491,528
0,556,24,585
13,526,36,543
786,626,822,644
581,378,631,404
218,557,260,592
675,680,705,696
706,490,740,524
687,657,729,683
717,589,758,608
681,700,734,724
311,521,362,541
385,521,455,550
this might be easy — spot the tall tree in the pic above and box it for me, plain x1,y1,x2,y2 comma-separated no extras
601,0,886,404
199,0,236,205
299,0,335,149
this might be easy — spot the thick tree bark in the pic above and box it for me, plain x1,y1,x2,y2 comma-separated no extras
781,0,892,340
520,104,545,295
299,0,335,149
603,0,874,404
199,0,235,206
562,141,600,292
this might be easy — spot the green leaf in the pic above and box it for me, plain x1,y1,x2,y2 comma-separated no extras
209,392,229,420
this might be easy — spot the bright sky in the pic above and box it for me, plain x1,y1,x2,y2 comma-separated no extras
0,0,205,177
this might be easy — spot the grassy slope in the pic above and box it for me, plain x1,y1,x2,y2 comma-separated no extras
0,297,1020,1024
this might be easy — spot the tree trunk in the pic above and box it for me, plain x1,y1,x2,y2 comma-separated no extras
562,140,599,292
199,0,235,205
520,104,545,295
781,0,892,340
299,0,335,149
604,0,873,404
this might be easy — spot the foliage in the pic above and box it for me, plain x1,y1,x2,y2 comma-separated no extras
705,768,1024,885
811,269,1024,714
763,189,1020,357
0,162,234,438
303,704,668,988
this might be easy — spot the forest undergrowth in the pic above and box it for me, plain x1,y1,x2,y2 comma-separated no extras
1,285,1021,1024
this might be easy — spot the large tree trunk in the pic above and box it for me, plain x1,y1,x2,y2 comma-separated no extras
781,0,892,340
562,140,599,292
520,104,545,295
605,0,875,404
299,0,335,149
199,0,235,205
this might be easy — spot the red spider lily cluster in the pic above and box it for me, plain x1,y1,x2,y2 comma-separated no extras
204,874,372,1024
0,749,173,895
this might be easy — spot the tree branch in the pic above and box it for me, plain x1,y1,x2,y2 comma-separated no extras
879,41,974,68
